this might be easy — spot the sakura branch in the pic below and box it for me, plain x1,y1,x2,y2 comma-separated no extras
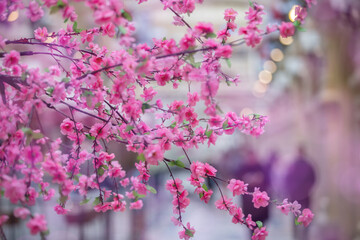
0,0,315,239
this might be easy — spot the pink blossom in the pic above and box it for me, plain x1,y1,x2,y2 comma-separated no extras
166,178,184,194
266,24,278,33
190,161,205,178
154,71,172,86
0,215,9,226
230,207,244,224
89,122,110,139
215,195,233,210
187,92,199,107
130,200,143,210
172,190,190,214
60,118,74,135
279,22,295,38
63,6,77,22
178,222,195,240
26,1,44,22
252,227,268,240
94,8,114,25
214,45,232,58
194,22,214,35
120,178,130,187
26,214,47,235
34,27,48,42
43,0,57,7
3,50,20,68
102,23,116,38
200,189,213,204
306,0,317,8
141,87,157,102
224,8,238,22
54,205,68,215
298,208,314,227
94,202,112,212
203,163,217,177
277,198,291,215
246,214,256,230
144,144,164,165
290,200,302,216
295,6,307,24
14,207,31,220
227,179,248,196
252,187,270,208
3,176,26,204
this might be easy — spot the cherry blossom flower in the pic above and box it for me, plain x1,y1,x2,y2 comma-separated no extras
279,22,295,38
252,187,270,208
298,208,314,227
26,214,47,235
227,179,248,196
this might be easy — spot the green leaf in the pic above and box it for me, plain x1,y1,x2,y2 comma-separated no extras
174,160,185,168
21,127,32,135
125,125,134,132
73,21,78,31
83,90,94,97
169,121,177,129
202,183,208,192
121,9,133,21
185,229,194,237
59,195,68,205
168,160,185,168
137,153,145,162
222,119,229,130
127,48,134,55
50,6,60,14
256,221,263,228
85,134,95,140
146,185,157,194
80,198,90,205
192,62,201,68
205,32,217,39
97,166,105,176
94,102,102,109
42,230,50,236
225,58,231,68
293,20,301,27
142,103,151,113
32,132,43,140
295,217,301,226
93,196,101,206
215,104,223,114
205,129,213,138
57,0,66,8
133,191,146,199
61,77,70,83
118,26,127,35
46,87,54,96
72,21,82,33
249,1,254,8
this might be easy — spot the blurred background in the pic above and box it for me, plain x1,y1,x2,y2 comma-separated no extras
1,0,360,239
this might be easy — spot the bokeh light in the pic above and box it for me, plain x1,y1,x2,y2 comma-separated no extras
259,70,272,84
288,5,300,22
7,10,19,22
263,60,277,73
279,36,294,45
270,48,284,62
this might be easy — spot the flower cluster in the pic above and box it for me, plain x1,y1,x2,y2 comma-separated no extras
0,0,312,239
